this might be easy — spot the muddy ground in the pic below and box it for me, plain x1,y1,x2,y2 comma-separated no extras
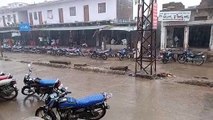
0,53,212,120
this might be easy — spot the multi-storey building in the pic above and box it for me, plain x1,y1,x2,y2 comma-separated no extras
162,2,185,11
160,0,213,51
0,0,135,48
0,3,28,27
0,0,133,26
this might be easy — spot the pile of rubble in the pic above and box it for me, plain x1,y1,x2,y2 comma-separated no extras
157,73,175,78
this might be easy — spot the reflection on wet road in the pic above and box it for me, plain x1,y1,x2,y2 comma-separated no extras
0,54,212,120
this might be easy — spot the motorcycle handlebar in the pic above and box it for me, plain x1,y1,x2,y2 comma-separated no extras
59,91,71,98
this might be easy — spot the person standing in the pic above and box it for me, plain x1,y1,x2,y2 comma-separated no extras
174,36,179,48
0,40,3,57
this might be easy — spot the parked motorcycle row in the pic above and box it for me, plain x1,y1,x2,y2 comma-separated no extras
0,72,18,100
3,45,137,61
160,49,206,66
90,48,136,61
0,64,112,120
3,46,85,57
4,45,206,65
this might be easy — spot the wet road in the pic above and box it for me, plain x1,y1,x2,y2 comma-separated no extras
0,53,212,120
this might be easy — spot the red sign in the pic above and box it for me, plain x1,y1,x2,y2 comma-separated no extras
153,3,158,29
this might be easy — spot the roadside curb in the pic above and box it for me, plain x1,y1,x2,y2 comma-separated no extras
74,66,126,75
22,117,43,120
177,80,213,88
19,61,71,68
18,60,127,75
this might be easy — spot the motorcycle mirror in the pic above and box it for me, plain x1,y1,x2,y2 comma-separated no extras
28,63,33,72
28,64,31,68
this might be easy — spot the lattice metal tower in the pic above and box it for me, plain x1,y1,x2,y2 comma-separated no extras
135,0,157,75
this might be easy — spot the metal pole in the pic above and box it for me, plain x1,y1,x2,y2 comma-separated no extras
0,40,3,57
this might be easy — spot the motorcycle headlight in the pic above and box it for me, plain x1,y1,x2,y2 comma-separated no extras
103,92,113,100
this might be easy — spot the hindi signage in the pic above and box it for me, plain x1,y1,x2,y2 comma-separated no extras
159,11,191,22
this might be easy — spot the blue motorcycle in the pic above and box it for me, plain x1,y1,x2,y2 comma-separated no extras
21,64,62,97
90,49,108,60
35,89,112,120
117,48,134,61
161,50,176,64
177,50,205,66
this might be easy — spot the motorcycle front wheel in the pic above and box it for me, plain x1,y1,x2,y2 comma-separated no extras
88,106,106,120
21,86,35,96
177,55,186,64
118,54,124,61
194,58,205,66
35,107,56,120
91,54,97,59
127,54,132,59
162,59,168,64
1,86,18,100
102,54,108,60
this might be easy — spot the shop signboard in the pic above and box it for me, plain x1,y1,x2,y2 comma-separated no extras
159,11,191,22
19,23,31,32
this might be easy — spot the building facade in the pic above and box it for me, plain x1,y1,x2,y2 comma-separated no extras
0,3,28,27
27,0,118,25
0,0,135,48
162,2,185,11
160,1,213,51
0,0,133,26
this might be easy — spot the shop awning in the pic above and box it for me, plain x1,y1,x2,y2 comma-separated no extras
0,30,19,33
32,25,109,31
101,26,137,31
0,25,137,33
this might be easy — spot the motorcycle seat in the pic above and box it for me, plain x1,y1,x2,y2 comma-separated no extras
39,79,58,87
196,52,203,56
0,76,8,80
76,93,105,108
0,75,11,80
0,79,13,86
59,94,105,109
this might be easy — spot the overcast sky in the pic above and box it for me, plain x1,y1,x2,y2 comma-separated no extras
0,0,202,9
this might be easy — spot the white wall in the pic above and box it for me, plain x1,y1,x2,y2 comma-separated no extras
0,17,4,27
0,12,19,27
27,0,117,25
17,11,28,23
133,0,138,20
210,25,213,50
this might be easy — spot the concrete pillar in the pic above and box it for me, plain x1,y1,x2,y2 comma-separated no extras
209,25,213,51
160,22,167,50
184,26,189,50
